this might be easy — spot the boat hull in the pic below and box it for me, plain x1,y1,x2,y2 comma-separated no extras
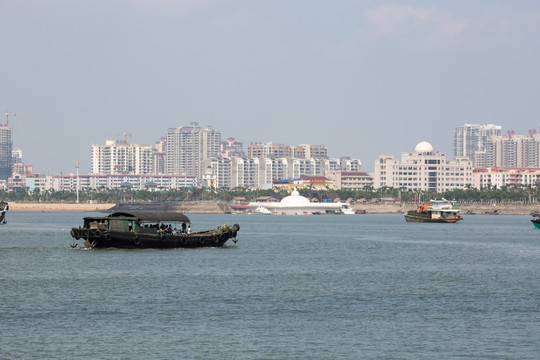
531,219,540,229
70,224,240,249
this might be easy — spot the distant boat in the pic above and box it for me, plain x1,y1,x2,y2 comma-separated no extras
484,209,500,215
404,199,463,223
531,218,540,229
252,206,272,215
355,209,367,214
0,201,8,225
70,211,239,249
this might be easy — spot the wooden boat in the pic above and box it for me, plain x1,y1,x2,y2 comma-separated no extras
70,211,240,249
0,201,8,224
404,199,463,223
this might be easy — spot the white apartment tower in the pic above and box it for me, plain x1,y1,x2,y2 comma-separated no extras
481,132,540,168
231,157,260,188
454,124,502,166
166,123,221,179
0,124,13,181
91,140,153,175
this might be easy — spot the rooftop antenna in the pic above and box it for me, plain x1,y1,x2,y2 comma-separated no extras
4,110,15,127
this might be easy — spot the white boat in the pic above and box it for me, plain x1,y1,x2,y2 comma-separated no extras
341,206,355,215
252,206,272,215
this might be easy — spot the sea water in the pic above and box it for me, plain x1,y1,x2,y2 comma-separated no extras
1,212,539,359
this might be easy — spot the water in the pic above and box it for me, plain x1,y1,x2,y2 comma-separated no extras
1,212,540,359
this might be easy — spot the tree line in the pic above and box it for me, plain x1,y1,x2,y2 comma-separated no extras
1,184,539,204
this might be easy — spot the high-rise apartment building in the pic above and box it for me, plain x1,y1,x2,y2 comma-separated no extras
166,123,221,178
91,140,153,175
479,132,540,168
454,124,502,166
231,157,260,188
247,142,293,158
0,123,13,181
293,144,328,159
221,137,244,157
153,137,166,175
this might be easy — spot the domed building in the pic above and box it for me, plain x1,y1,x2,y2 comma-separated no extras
373,141,473,193
248,188,352,215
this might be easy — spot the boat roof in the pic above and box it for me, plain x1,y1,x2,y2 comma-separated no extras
111,211,191,223
84,211,191,223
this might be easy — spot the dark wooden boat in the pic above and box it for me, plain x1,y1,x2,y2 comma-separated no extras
70,211,240,249
0,201,8,224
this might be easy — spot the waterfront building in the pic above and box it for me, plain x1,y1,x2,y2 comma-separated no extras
0,123,13,181
30,174,198,192
373,141,473,192
473,167,540,189
248,188,349,215
326,171,373,190
454,124,502,165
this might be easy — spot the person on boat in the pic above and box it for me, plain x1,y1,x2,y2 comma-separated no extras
181,222,187,233
187,225,191,234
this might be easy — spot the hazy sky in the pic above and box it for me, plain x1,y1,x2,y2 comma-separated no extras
2,0,539,174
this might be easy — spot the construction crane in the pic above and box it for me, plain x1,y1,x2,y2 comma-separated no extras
100,130,133,144
3,110,15,127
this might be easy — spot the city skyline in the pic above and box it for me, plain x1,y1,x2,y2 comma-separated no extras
2,1,540,174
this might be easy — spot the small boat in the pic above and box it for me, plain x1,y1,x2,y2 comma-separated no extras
0,201,8,224
252,206,272,215
70,211,239,249
404,199,463,223
531,218,540,229
484,209,499,215
355,209,367,214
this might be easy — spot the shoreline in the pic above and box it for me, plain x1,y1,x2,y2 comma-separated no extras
8,203,116,212
5,202,540,215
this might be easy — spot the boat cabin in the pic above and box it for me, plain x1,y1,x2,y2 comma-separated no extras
82,212,192,235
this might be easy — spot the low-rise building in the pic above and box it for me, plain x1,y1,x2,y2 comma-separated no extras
473,167,540,189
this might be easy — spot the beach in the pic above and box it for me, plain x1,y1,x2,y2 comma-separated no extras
8,203,116,212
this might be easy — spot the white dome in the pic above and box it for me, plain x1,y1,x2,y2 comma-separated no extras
280,189,311,206
415,141,433,153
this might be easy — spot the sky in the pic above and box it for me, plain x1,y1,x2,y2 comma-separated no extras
1,0,540,174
